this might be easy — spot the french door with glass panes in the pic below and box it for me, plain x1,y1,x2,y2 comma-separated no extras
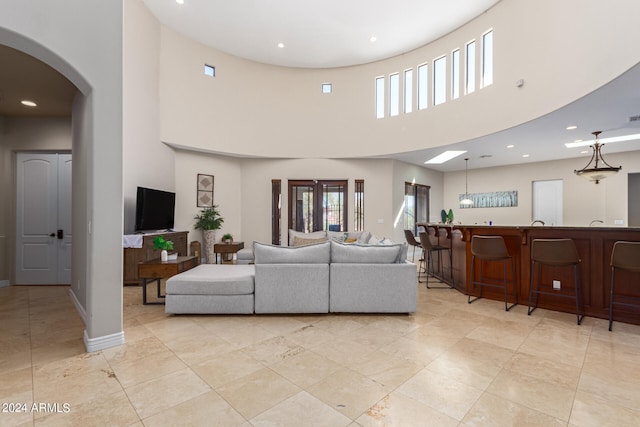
288,180,348,233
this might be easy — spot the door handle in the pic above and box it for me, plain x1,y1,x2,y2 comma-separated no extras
49,233,56,237
57,229,64,239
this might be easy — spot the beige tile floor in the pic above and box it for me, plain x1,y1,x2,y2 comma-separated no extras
1,281,640,426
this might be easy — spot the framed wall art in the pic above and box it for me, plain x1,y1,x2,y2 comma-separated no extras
197,174,214,207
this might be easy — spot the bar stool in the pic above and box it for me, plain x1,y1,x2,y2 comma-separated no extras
528,238,584,325
418,231,454,289
404,229,422,264
468,235,517,311
609,241,640,331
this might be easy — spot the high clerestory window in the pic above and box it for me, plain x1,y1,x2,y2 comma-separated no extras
417,63,428,110
465,40,476,94
482,30,494,88
389,73,400,117
451,49,460,100
375,76,385,118
433,56,447,106
374,29,492,117
404,69,413,113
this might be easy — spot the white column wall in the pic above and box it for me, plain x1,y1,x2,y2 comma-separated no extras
0,0,124,350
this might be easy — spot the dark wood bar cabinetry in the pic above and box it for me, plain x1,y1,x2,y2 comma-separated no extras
418,224,640,326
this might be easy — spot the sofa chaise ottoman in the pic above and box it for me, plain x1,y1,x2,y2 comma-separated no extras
165,264,255,314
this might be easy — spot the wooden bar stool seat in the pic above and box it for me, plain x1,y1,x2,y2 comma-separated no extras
528,238,584,324
609,241,640,331
468,235,517,311
418,231,454,289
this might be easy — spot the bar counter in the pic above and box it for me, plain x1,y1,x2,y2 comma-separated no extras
417,223,640,326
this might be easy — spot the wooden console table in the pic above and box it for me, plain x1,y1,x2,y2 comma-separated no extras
123,231,188,285
138,255,198,304
213,241,244,264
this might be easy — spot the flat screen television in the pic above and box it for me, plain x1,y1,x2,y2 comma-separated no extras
135,186,176,232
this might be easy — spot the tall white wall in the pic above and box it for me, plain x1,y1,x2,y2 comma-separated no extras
173,149,243,247
123,0,175,234
157,0,640,159
171,153,439,248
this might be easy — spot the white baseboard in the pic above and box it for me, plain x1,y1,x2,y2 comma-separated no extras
0,280,10,288
69,289,125,352
83,330,125,353
68,289,87,325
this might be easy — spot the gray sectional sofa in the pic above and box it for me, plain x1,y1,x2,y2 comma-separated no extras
165,240,417,314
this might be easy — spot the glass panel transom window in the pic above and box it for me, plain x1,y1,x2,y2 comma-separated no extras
417,63,428,110
433,56,447,106
375,76,385,118
482,30,494,87
389,73,400,117
451,49,460,99
466,40,476,94
404,69,413,114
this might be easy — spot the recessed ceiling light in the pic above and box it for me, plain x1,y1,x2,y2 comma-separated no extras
176,0,184,4
21,100,37,107
580,150,589,154
369,36,377,43
506,144,514,148
424,150,467,164
566,125,577,130
522,154,530,158
277,42,284,48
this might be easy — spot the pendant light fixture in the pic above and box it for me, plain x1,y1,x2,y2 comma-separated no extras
574,131,621,184
460,158,474,206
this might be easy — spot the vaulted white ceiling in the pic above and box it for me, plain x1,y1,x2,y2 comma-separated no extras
142,0,500,68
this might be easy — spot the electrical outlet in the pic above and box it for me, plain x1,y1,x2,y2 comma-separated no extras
553,280,561,290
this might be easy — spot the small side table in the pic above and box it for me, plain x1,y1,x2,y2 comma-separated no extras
213,242,245,264
138,256,198,304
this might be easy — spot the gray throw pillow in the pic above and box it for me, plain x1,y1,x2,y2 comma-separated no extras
330,241,402,264
254,241,330,264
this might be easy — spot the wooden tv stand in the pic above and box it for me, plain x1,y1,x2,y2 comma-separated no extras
123,231,189,285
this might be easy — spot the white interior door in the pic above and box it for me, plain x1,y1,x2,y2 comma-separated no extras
16,153,72,285
532,179,563,226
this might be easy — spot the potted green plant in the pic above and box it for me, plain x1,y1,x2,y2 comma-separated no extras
222,233,233,244
194,205,224,263
153,236,174,262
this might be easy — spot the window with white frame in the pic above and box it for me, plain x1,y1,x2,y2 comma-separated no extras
433,56,447,106
404,69,413,113
375,76,385,118
466,40,476,94
451,49,460,99
417,63,428,110
389,73,400,117
482,30,493,87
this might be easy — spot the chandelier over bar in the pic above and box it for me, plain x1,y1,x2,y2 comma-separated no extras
574,131,621,184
